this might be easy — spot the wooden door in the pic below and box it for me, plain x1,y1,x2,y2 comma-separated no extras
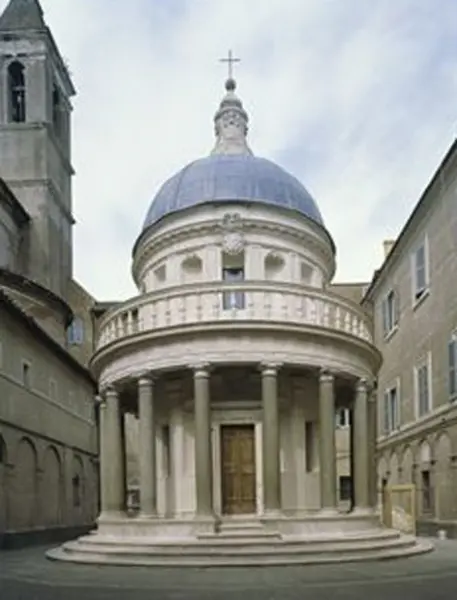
221,425,256,514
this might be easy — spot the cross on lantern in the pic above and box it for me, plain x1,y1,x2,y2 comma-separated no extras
219,49,241,80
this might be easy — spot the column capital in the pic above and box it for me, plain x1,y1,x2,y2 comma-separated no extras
319,368,335,384
260,362,282,377
95,395,106,408
138,374,155,388
355,378,369,394
190,362,211,379
103,384,119,399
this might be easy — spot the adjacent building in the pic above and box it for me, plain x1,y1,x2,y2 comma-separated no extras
0,0,98,546
364,139,457,537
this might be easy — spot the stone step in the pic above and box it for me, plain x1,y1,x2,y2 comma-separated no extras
58,532,417,557
47,538,433,567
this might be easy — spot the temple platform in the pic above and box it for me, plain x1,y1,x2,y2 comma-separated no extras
47,514,433,567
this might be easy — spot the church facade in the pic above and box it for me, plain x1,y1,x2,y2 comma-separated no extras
49,65,431,563
0,0,98,547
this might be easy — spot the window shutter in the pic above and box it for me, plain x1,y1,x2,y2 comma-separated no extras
449,340,456,398
415,246,426,294
382,298,388,336
393,289,400,325
383,392,390,433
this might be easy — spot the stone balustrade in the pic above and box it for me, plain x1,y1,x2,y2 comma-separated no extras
96,282,373,351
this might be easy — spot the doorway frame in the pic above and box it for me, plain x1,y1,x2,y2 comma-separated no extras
211,411,263,516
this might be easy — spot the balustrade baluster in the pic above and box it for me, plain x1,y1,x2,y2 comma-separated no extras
126,311,133,335
323,302,330,327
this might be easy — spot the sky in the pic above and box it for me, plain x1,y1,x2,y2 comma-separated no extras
2,0,457,300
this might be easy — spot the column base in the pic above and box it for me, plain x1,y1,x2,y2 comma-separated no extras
318,507,340,517
351,506,376,517
97,510,127,523
262,508,283,519
137,512,159,520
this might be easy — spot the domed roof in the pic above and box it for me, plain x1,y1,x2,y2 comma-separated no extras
143,154,324,229
141,77,325,231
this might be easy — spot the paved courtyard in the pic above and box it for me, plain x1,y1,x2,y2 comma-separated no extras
1,540,457,600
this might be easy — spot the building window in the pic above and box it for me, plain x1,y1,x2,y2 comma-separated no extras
67,317,84,345
335,408,350,428
449,333,457,400
7,60,26,123
421,470,432,513
415,355,432,417
382,289,398,336
52,84,63,136
383,384,399,434
21,361,31,388
222,262,245,310
412,240,429,303
339,475,352,501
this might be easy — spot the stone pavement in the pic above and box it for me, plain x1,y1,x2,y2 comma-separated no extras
1,539,457,600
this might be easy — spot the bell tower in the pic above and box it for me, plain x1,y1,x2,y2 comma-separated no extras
0,0,76,300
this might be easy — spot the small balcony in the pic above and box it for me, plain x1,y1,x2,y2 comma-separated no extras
95,281,373,352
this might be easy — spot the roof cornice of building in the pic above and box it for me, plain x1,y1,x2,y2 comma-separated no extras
362,136,457,303
0,286,95,386
0,178,30,226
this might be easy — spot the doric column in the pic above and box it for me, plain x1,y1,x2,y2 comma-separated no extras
261,363,281,513
353,378,371,511
319,369,337,512
99,386,124,517
192,363,213,517
367,382,378,509
138,376,157,517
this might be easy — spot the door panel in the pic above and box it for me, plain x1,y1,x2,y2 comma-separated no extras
221,425,256,514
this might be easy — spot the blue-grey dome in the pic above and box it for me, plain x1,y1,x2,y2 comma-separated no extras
143,154,324,230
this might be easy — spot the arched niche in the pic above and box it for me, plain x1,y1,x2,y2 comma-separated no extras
264,252,285,281
181,254,203,282
300,261,314,285
154,264,166,286
42,446,62,526
400,445,414,484
11,437,37,530
434,433,453,519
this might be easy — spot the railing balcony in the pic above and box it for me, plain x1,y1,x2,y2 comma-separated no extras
95,281,373,351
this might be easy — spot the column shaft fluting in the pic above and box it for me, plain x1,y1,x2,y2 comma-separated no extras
100,386,124,515
353,379,370,510
193,365,213,516
261,364,281,512
138,377,157,517
319,371,337,511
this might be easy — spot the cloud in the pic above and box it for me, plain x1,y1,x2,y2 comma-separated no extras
1,0,456,298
